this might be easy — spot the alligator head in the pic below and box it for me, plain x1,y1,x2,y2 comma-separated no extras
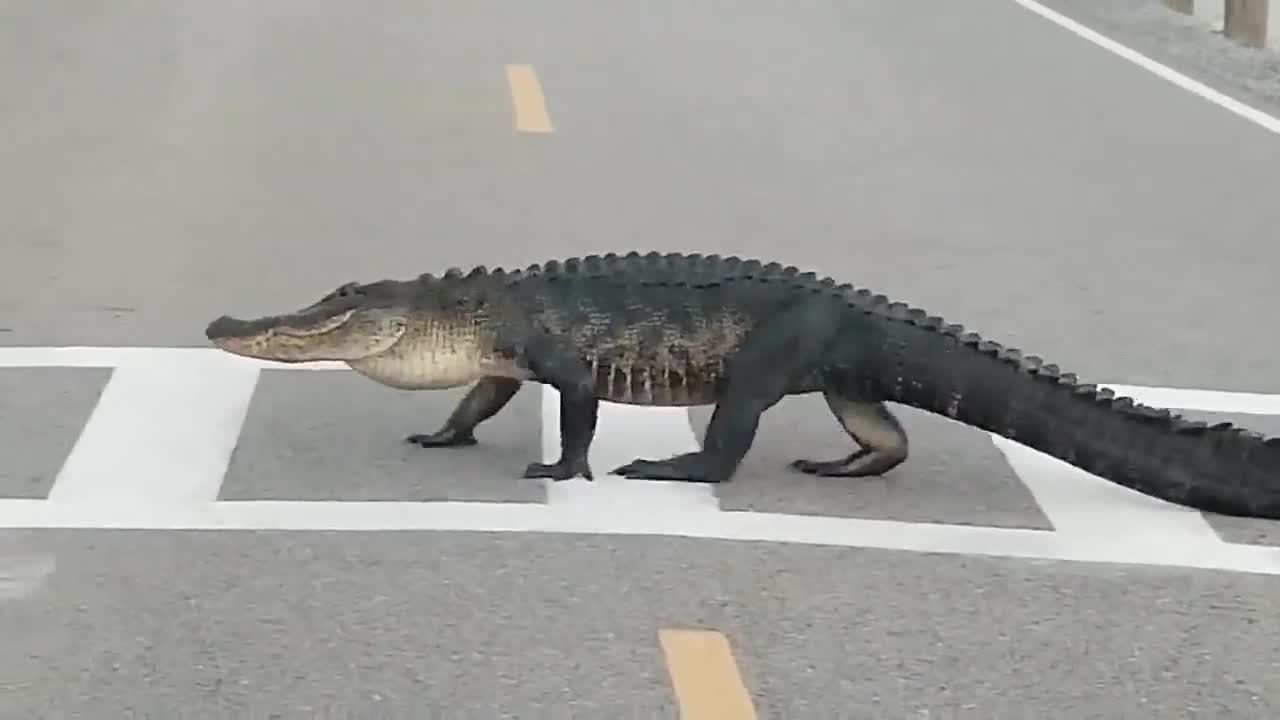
205,279,411,363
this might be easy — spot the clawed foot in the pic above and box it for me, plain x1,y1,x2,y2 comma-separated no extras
789,454,865,476
405,427,477,448
612,451,721,483
523,457,594,481
789,449,903,477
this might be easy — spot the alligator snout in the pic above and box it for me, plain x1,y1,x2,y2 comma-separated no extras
205,315,249,340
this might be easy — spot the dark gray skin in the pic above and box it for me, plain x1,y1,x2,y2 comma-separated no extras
205,251,1280,520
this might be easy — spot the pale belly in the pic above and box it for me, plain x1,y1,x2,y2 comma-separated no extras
346,351,530,390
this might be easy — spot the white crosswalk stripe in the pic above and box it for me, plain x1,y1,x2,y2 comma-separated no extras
2,346,1280,575
46,351,260,509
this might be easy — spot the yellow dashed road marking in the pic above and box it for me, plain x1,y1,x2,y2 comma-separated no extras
659,628,758,719
505,64,553,133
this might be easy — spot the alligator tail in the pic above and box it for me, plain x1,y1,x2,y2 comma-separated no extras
849,292,1280,520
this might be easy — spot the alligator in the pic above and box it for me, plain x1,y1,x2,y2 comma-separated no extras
204,250,1280,520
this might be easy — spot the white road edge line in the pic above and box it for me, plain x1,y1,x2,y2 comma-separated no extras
1011,0,1280,135
1103,384,1280,416
0,498,1276,575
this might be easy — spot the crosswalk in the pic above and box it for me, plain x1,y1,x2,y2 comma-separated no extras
3,346,1280,575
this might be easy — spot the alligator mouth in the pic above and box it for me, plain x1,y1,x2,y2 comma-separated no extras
204,309,359,361
204,312,351,341
204,306,406,363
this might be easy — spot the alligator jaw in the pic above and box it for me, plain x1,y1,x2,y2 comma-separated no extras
206,314,300,362
204,308,406,363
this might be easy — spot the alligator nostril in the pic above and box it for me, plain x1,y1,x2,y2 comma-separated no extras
205,315,242,339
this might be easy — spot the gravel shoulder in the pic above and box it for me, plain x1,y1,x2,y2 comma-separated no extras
1032,0,1280,118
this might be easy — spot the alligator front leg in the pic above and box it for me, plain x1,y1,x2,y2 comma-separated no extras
406,376,523,447
522,383,598,480
514,335,599,481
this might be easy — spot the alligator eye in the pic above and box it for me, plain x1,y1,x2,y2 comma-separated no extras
322,282,362,301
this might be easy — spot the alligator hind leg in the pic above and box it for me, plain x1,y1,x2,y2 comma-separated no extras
406,376,523,447
790,385,909,477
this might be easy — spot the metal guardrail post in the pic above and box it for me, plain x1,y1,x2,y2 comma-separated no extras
1224,0,1270,48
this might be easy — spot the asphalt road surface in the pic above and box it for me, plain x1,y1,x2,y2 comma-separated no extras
5,0,1280,717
